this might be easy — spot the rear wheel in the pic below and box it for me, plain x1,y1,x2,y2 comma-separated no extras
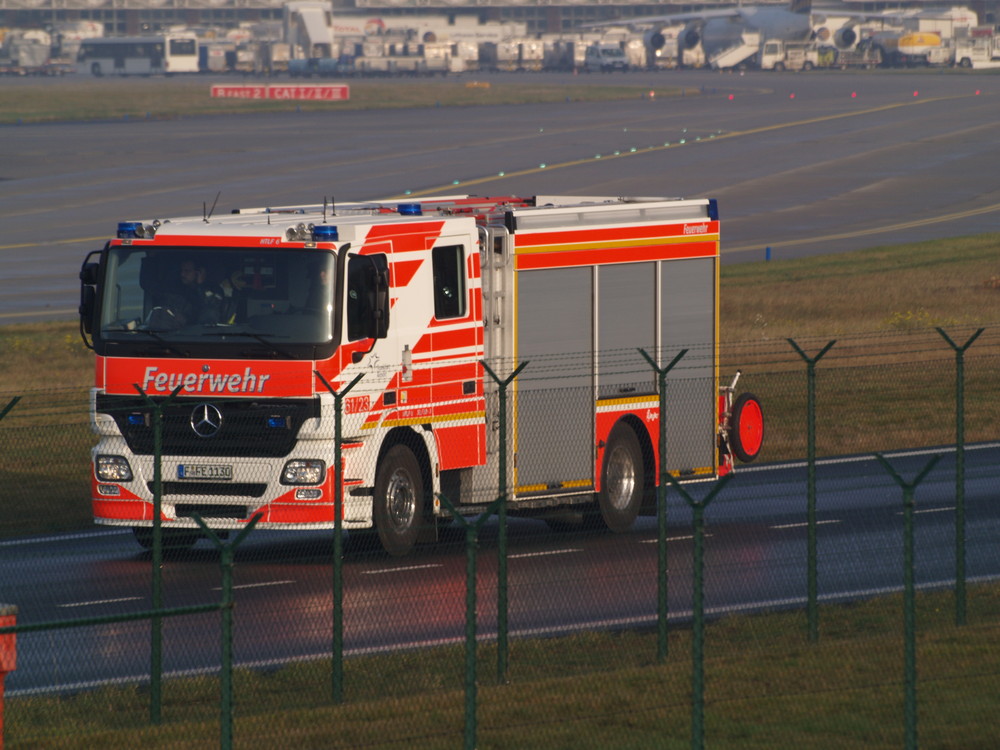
598,422,644,533
729,392,764,463
373,443,425,556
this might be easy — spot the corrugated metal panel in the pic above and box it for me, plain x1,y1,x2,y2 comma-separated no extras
661,256,716,474
596,261,656,400
514,266,593,490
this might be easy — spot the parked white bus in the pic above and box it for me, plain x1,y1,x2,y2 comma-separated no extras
77,35,199,76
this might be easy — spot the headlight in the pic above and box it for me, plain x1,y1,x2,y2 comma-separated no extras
281,459,325,485
96,455,133,482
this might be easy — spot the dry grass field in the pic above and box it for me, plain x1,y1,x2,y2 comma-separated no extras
0,78,672,124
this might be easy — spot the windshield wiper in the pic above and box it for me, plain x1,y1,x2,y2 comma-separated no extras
201,331,295,359
107,327,189,358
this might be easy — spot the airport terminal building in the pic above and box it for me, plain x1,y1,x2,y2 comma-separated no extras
1,0,697,37
3,0,997,37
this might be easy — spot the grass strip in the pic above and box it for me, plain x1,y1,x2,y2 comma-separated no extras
7,585,1000,748
0,79,676,125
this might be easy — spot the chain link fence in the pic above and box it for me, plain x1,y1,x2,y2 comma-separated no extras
2,325,1000,748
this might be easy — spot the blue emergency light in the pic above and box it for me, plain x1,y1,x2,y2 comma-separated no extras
397,203,423,216
117,222,144,239
312,225,339,241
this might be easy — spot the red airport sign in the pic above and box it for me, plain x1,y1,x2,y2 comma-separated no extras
210,84,350,101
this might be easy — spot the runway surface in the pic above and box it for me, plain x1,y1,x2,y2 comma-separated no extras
2,69,999,322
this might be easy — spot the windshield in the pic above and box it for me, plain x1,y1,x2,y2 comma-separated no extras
98,247,336,349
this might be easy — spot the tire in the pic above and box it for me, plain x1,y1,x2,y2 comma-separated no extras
373,443,425,556
729,392,764,463
132,527,200,551
91,62,102,77
802,61,814,71
773,62,784,72
598,422,644,533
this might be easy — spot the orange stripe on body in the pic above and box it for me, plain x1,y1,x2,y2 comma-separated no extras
518,221,719,248
515,241,717,270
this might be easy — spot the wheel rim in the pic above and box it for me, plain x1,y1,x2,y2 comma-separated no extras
386,469,416,530
606,444,637,511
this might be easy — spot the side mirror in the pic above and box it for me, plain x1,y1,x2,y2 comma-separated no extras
373,266,390,339
78,254,101,348
79,260,100,286
79,285,96,335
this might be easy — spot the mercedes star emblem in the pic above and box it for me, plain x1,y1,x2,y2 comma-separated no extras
190,403,223,438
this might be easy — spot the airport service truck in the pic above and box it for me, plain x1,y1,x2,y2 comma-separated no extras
954,26,1000,69
584,42,629,72
757,41,820,71
79,194,763,556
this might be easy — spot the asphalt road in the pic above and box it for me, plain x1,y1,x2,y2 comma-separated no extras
2,69,999,323
5,444,1000,694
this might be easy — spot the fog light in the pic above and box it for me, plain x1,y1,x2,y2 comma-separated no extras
97,484,121,496
295,488,323,500
96,455,133,482
281,459,325,485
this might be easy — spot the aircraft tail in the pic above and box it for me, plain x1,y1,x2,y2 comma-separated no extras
790,0,812,14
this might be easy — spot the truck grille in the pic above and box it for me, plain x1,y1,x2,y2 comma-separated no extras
98,394,320,458
175,504,251,519
149,482,267,498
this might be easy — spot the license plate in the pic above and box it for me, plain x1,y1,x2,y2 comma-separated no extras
177,464,233,480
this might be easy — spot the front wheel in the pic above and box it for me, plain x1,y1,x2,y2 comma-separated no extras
373,443,425,556
598,422,644,533
729,392,764,463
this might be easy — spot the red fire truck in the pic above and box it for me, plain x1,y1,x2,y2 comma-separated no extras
79,194,762,555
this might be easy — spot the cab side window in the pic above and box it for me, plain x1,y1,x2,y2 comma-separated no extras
347,254,388,341
433,245,465,320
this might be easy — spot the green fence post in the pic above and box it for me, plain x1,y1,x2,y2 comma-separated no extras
935,327,983,627
438,493,503,750
480,360,527,685
664,473,733,750
875,453,941,750
314,371,365,704
0,397,21,421
192,512,262,750
787,339,835,643
638,348,687,663
133,383,183,725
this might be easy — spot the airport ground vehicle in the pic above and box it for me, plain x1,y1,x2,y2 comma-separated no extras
757,40,820,70
831,40,882,69
78,194,763,555
954,25,1000,68
584,42,629,71
77,34,198,76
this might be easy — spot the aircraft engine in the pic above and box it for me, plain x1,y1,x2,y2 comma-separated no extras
644,29,667,52
681,23,701,50
833,26,858,49
814,23,858,50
